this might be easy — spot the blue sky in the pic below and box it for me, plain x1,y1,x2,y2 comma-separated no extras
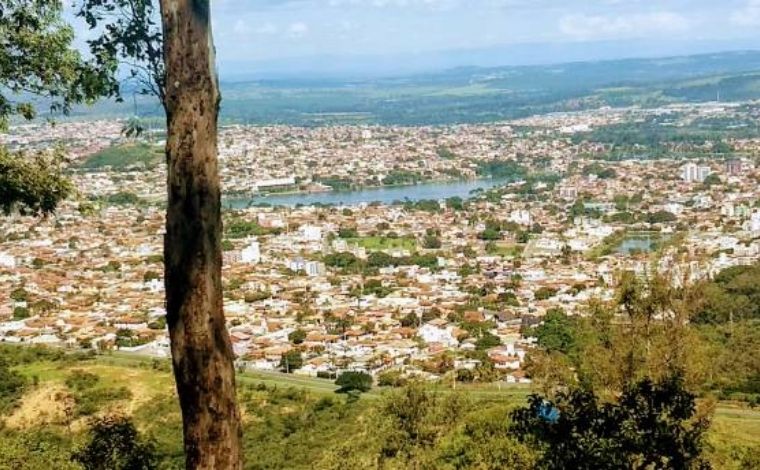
72,1,760,78
211,0,760,58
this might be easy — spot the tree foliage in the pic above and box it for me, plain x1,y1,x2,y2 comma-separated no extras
511,374,712,470
0,147,73,216
73,415,157,470
335,371,373,394
76,0,164,101
0,0,114,130
0,358,27,413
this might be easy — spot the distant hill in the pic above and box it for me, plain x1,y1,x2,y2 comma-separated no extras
68,50,760,126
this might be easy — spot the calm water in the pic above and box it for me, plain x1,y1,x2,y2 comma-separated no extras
617,233,669,254
224,178,506,208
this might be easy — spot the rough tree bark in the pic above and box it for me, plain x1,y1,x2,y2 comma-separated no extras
158,0,243,468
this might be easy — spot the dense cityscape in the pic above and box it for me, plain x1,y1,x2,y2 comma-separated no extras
3,101,760,386
6,0,760,467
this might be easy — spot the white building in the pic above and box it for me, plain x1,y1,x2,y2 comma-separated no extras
418,323,458,347
300,225,322,242
252,177,296,192
288,257,306,272
680,163,712,183
509,209,531,226
305,261,325,277
241,241,261,264
0,252,15,268
750,211,760,235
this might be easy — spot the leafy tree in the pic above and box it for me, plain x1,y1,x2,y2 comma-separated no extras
280,350,303,373
73,415,157,470
702,173,721,188
0,0,113,130
367,251,394,268
337,227,359,238
532,308,577,355
475,332,502,350
377,369,407,387
400,312,420,328
534,286,558,301
288,329,307,345
0,0,112,215
9,287,28,302
436,146,456,160
478,227,501,241
446,196,464,211
436,405,536,469
143,271,160,282
511,374,711,470
335,371,373,394
0,148,74,216
423,234,442,249
647,210,677,224
12,306,30,320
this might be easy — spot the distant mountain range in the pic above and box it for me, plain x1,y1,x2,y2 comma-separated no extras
73,49,760,126
219,39,760,81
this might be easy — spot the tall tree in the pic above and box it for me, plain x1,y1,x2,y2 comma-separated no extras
161,2,242,465
78,0,243,466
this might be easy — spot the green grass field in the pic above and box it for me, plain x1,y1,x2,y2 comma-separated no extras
349,236,417,252
78,142,163,170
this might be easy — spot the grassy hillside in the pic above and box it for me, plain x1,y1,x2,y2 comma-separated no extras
0,347,758,469
78,143,163,170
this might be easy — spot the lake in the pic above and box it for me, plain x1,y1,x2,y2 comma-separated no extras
224,178,506,208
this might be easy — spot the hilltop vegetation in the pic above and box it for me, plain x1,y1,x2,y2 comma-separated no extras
0,343,759,469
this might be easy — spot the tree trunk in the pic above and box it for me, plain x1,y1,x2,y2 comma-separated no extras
159,1,242,468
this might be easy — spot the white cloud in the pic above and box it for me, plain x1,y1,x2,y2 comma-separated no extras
256,23,279,35
559,11,691,40
326,0,457,9
731,0,760,26
232,20,279,36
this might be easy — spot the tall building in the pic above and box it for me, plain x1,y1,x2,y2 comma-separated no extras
725,159,744,176
680,163,711,183
305,261,326,277
558,185,578,200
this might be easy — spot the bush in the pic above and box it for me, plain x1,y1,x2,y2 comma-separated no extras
377,370,407,387
335,371,373,394
73,415,157,470
65,370,100,391
0,362,27,413
12,306,30,320
75,386,133,417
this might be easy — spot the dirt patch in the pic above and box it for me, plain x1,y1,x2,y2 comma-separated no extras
5,385,72,429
